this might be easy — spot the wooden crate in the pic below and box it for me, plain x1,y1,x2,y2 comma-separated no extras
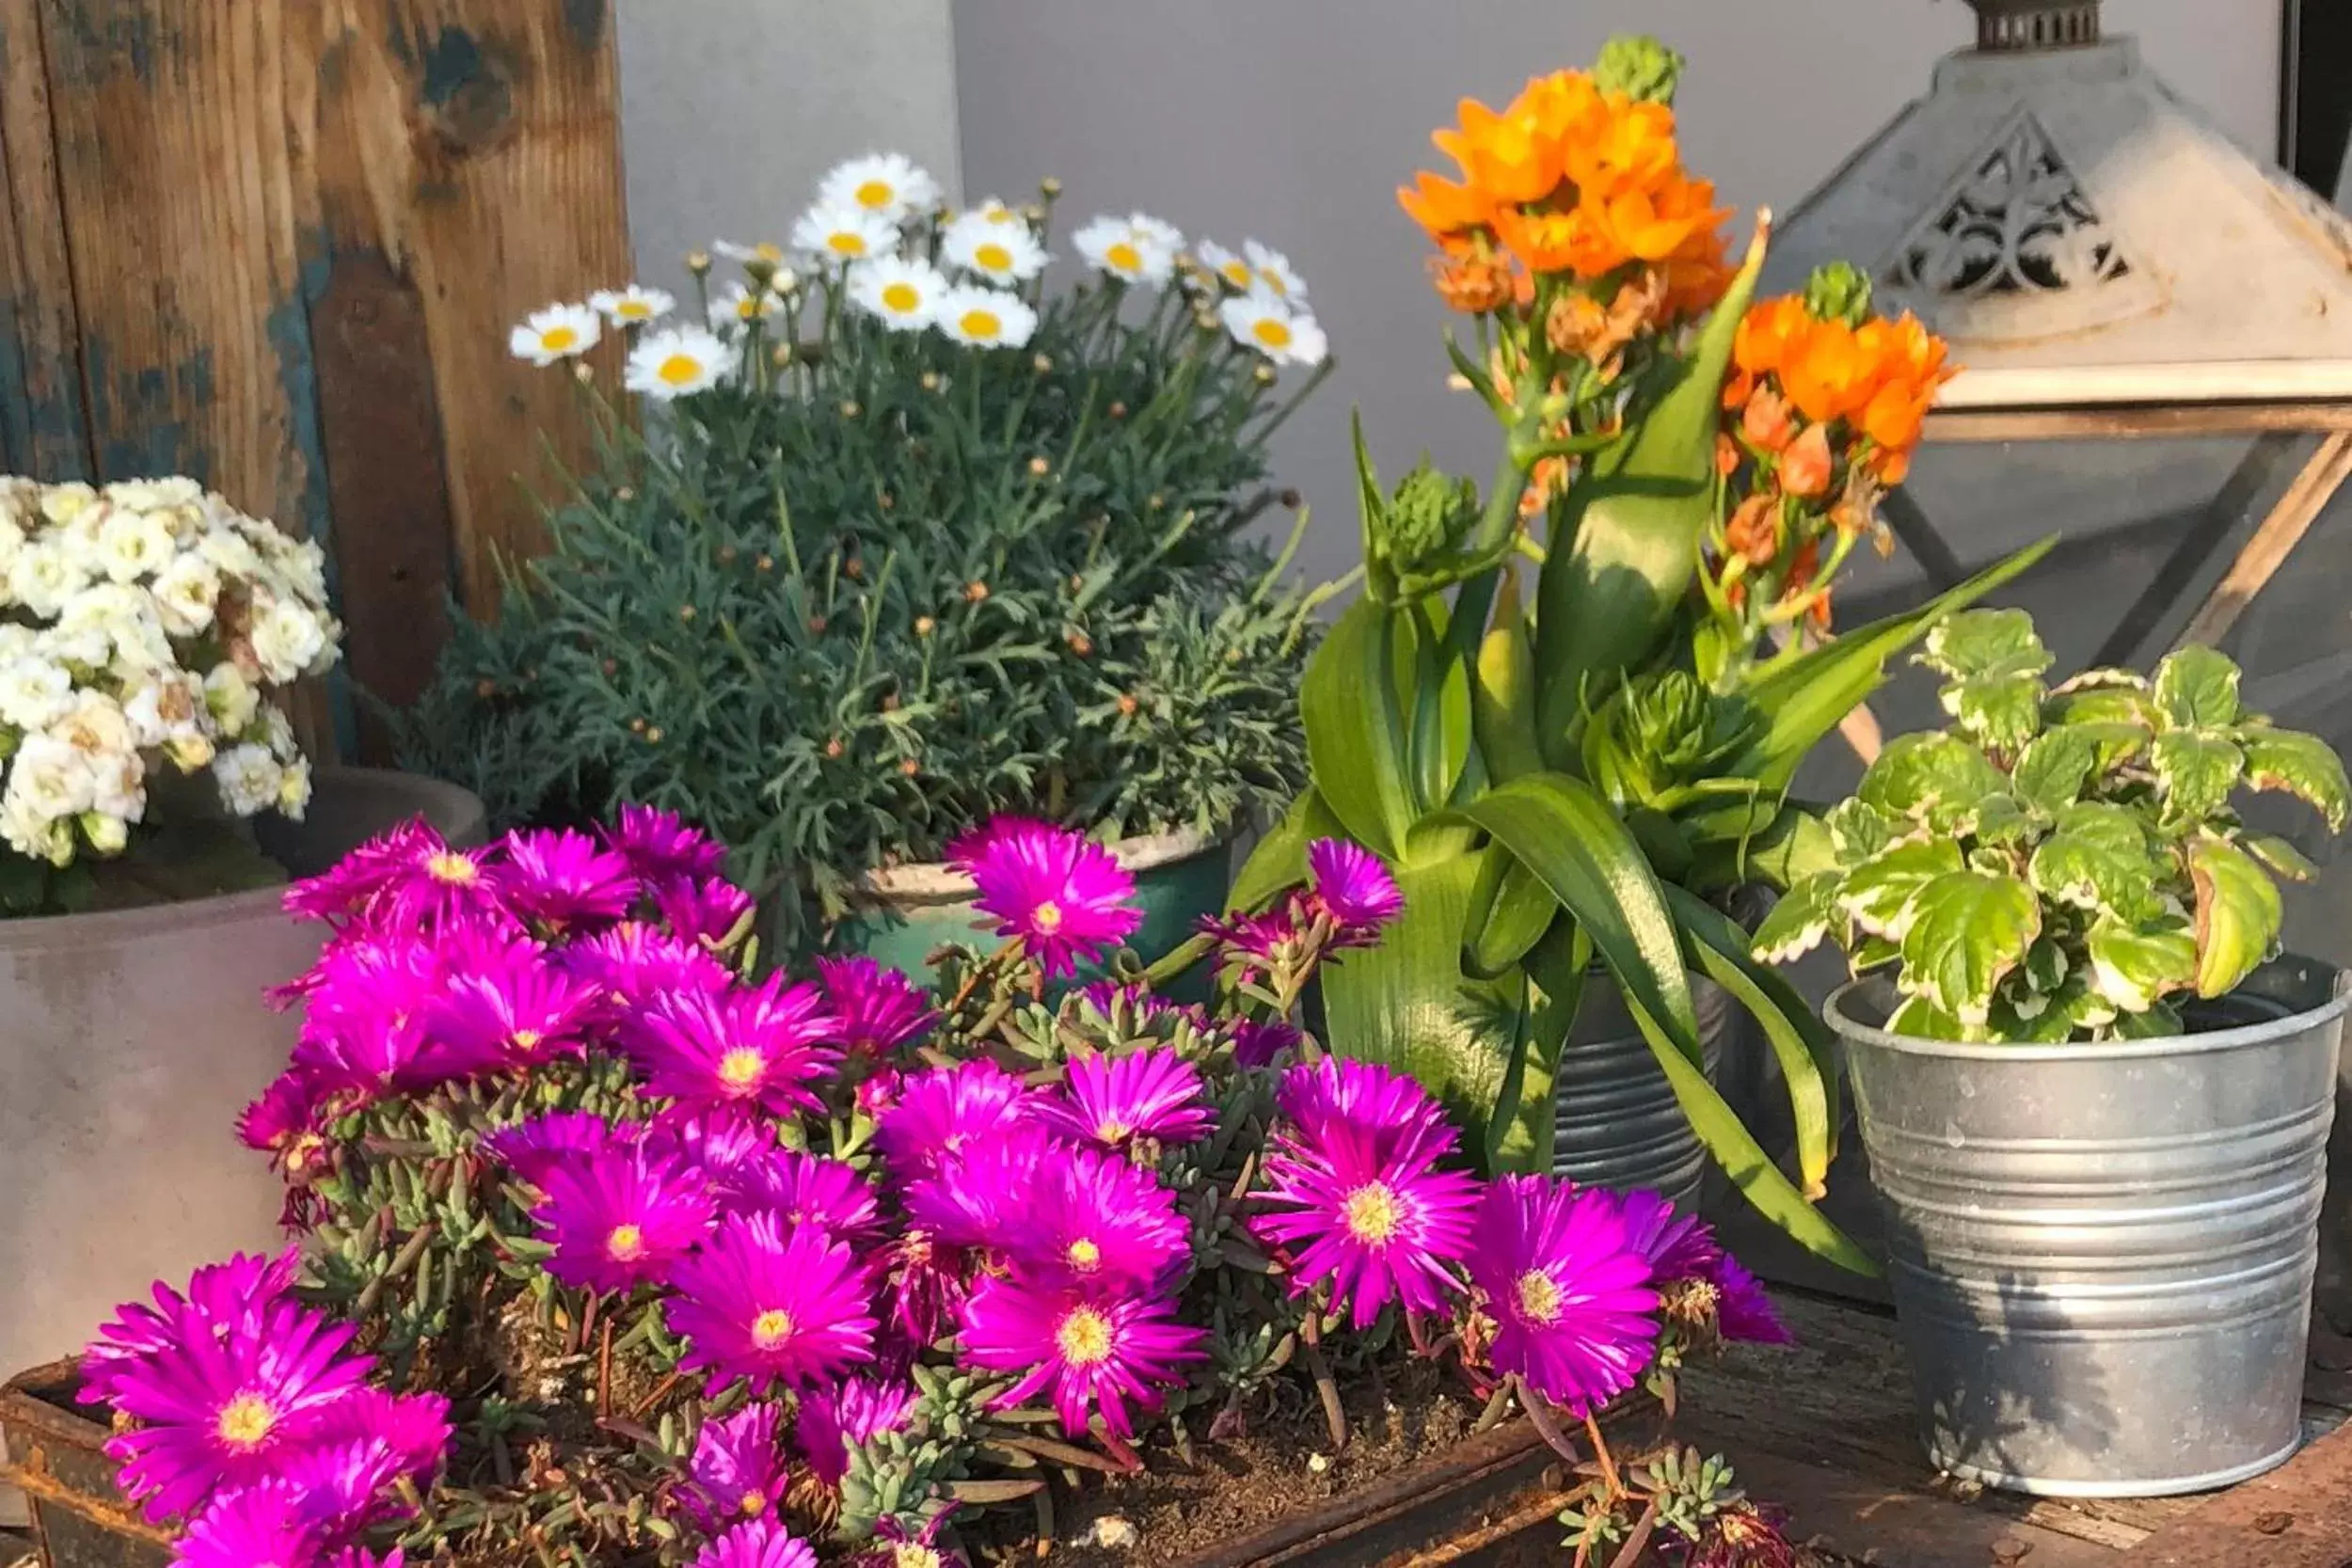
0,0,629,752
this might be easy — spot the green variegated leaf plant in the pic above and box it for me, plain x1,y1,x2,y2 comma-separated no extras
1756,610,2350,1042
1159,38,2051,1274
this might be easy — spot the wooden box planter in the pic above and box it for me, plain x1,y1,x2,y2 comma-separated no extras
0,1364,167,1568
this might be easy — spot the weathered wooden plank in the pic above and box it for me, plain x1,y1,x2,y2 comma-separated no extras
0,0,91,480
2117,1418,2352,1567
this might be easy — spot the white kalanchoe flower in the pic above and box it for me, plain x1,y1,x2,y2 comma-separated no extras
204,663,260,732
707,281,781,330
8,542,89,621
818,153,943,225
278,756,313,820
0,657,72,732
508,302,602,367
1219,290,1329,367
1073,214,1179,286
0,515,24,578
212,743,284,818
247,594,332,684
849,256,951,332
936,285,1040,350
151,552,224,636
96,503,179,584
626,325,733,400
588,285,676,326
1194,240,1256,293
0,794,72,867
38,483,97,528
8,733,96,823
1245,239,1309,304
790,202,898,266
942,214,1047,286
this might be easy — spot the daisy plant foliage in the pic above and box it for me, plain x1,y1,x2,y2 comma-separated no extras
1756,612,2350,1041
1215,37,2055,1271
84,805,1800,1568
403,153,1328,951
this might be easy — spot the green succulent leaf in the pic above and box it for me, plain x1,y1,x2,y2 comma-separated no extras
2190,835,2282,1000
2238,724,2352,832
2151,729,2246,822
1897,870,2042,1027
1751,873,1841,964
2153,644,2242,730
1859,733,2010,834
1837,838,1965,940
2085,914,2199,1014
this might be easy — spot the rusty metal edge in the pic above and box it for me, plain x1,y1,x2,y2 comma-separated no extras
0,1361,178,1552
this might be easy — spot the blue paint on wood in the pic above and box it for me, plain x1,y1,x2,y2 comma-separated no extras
418,25,485,109
562,0,607,53
272,233,358,759
45,0,165,86
81,337,211,483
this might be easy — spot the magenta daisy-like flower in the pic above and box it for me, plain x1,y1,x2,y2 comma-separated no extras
959,1275,1205,1439
664,1212,878,1394
717,1148,883,1242
690,1517,819,1568
1040,1048,1211,1149
1305,837,1405,942
499,827,640,931
1227,1018,1301,1069
369,825,506,931
681,1402,793,1529
631,974,842,1120
1468,1175,1660,1415
1009,1146,1191,1292
904,1130,1054,1252
1252,1059,1480,1328
287,934,447,1101
82,1249,301,1408
281,819,441,929
1198,906,1301,971
532,1146,715,1296
655,876,758,948
286,1386,453,1486
174,1482,338,1568
235,1071,330,1188
482,1111,642,1188
1615,1189,1723,1284
102,1297,373,1522
609,802,730,883
882,1227,967,1346
947,817,1141,977
1708,1255,1792,1346
875,1060,1035,1179
421,948,604,1077
565,922,736,1009
644,1112,777,1184
816,955,938,1055
793,1377,915,1488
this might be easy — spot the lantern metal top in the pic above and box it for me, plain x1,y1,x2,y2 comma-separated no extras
1765,24,2352,410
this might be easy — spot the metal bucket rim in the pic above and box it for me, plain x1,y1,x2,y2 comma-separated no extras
850,823,1222,908
1824,956,2352,1062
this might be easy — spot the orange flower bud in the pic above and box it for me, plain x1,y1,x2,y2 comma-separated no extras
1715,433,1741,477
1740,387,1795,454
1780,421,1834,499
1724,494,1779,566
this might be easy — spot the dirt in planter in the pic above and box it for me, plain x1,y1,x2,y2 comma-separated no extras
971,1359,1489,1566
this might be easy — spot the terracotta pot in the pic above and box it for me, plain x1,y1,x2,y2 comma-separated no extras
0,768,484,1388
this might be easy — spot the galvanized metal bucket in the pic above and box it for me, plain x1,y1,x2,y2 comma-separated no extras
1554,973,1730,1210
1829,957,2350,1497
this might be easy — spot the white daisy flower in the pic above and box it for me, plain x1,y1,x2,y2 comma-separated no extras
1073,214,1178,286
713,239,791,266
1125,214,1184,253
1193,240,1256,293
849,256,951,332
588,285,676,326
626,325,734,400
791,202,900,266
936,285,1040,350
707,281,781,330
943,214,1047,286
1219,291,1329,367
818,153,943,224
963,196,1024,227
1245,240,1309,304
508,302,602,366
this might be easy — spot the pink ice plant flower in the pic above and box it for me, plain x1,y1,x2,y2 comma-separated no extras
875,1059,1035,1179
1009,1145,1192,1292
689,1517,820,1568
682,1402,794,1529
1227,1018,1301,1069
948,817,1141,977
1305,837,1405,940
609,801,731,883
654,875,758,948
532,1146,716,1296
631,974,842,1121
815,955,938,1055
289,1386,453,1486
1615,1189,1723,1284
664,1212,878,1394
80,1248,301,1408
497,827,640,931
904,1129,1056,1252
421,947,605,1077
1468,1176,1660,1415
716,1148,883,1242
1707,1255,1792,1346
175,1481,351,1568
482,1111,642,1188
565,922,736,1007
959,1275,1206,1440
1251,1059,1481,1329
1040,1046,1211,1149
793,1376,916,1488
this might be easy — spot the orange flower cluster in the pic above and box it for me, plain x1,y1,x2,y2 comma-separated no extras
1400,70,1730,314
1724,297,1953,485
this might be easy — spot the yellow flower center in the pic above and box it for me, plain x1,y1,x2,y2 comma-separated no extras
215,1392,277,1450
894,1547,945,1568
1515,1269,1564,1325
1251,317,1295,350
718,1046,767,1090
1258,268,1291,298
754,242,785,262
658,353,706,387
1067,1238,1103,1271
1342,1182,1402,1244
828,231,869,257
854,179,896,209
540,326,580,353
882,281,922,314
736,297,763,320
975,243,1014,273
960,309,1003,341
739,1490,768,1516
1104,241,1143,274
1219,261,1252,289
426,851,478,885
616,300,653,320
607,1223,644,1261
1056,1306,1115,1367
510,1029,543,1055
1031,899,1063,932
751,1308,795,1350
1094,1119,1130,1144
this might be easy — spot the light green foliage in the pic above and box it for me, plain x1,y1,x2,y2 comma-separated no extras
1754,612,2349,1041
1593,33,1687,103
1800,261,1874,327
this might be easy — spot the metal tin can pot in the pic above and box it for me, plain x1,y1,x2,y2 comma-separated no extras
1828,957,2349,1497
1554,972,1730,1211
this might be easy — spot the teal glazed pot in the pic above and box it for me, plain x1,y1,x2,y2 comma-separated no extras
835,826,1232,988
